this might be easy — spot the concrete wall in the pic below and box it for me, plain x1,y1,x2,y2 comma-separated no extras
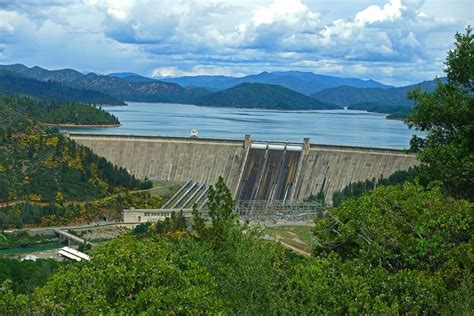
69,134,418,205
293,144,418,204
70,134,247,195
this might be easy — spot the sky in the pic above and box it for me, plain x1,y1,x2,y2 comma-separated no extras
0,0,471,86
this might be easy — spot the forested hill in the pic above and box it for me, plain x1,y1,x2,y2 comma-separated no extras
0,70,124,105
310,78,445,118
195,83,340,110
9,96,120,126
0,95,151,212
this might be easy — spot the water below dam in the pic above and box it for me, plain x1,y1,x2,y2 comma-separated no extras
61,102,424,149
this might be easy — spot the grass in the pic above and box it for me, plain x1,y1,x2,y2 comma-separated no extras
264,225,313,254
149,180,183,197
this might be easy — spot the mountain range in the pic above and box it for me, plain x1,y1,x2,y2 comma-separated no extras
160,71,391,95
0,63,441,116
0,69,124,105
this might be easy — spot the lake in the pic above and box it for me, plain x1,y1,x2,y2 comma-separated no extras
61,102,424,149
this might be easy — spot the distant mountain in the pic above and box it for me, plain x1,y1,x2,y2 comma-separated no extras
108,72,156,83
195,82,340,110
162,71,391,95
0,64,203,103
0,69,124,105
310,79,445,117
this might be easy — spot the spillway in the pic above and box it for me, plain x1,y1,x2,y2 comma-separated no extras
237,143,302,202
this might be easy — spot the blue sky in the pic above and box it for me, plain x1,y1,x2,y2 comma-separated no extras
0,0,471,86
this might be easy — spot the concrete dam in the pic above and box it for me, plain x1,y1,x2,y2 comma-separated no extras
68,134,418,205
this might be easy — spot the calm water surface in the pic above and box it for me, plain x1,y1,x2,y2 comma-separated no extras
61,102,424,149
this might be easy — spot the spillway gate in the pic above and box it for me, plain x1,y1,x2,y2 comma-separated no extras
237,142,303,204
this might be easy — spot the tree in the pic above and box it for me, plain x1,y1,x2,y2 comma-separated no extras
445,26,474,91
207,176,236,225
406,26,474,199
313,182,473,272
32,236,224,314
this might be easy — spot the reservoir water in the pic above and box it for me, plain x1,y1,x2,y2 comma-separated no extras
61,102,423,149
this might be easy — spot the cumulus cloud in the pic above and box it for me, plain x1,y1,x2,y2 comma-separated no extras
0,0,471,85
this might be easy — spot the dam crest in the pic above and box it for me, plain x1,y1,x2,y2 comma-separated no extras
68,133,418,205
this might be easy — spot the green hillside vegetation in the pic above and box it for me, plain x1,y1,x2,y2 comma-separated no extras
0,96,151,208
11,96,120,126
1,179,471,314
0,70,124,105
329,168,417,206
310,79,443,118
0,190,168,229
196,82,340,110
0,258,63,295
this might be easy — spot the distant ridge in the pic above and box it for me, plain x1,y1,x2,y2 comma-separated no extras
310,78,445,117
162,71,392,95
108,72,157,83
0,64,204,103
195,82,340,110
0,69,124,105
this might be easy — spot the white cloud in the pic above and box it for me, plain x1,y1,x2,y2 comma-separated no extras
0,0,471,85
355,0,406,25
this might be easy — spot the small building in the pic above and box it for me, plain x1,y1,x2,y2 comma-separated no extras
123,208,177,223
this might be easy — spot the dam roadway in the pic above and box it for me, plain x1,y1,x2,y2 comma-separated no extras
68,133,418,205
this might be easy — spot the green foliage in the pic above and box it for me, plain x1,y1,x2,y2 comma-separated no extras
0,94,119,126
14,97,120,125
0,258,62,295
0,191,163,228
197,82,339,110
133,211,187,236
0,96,152,227
0,280,28,315
284,255,447,314
2,179,469,314
331,168,417,206
406,27,474,199
445,26,473,91
0,98,150,202
314,182,473,272
32,235,225,314
0,232,57,250
193,176,239,248
0,129,150,203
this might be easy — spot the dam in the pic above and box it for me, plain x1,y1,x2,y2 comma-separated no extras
68,133,418,205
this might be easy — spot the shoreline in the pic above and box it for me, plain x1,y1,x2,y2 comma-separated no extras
46,123,121,128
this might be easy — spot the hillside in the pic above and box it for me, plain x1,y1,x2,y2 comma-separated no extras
0,95,151,226
195,82,340,110
163,71,391,95
310,79,445,116
11,97,120,126
0,64,202,103
0,70,124,105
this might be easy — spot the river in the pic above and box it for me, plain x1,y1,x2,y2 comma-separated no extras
60,102,424,149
